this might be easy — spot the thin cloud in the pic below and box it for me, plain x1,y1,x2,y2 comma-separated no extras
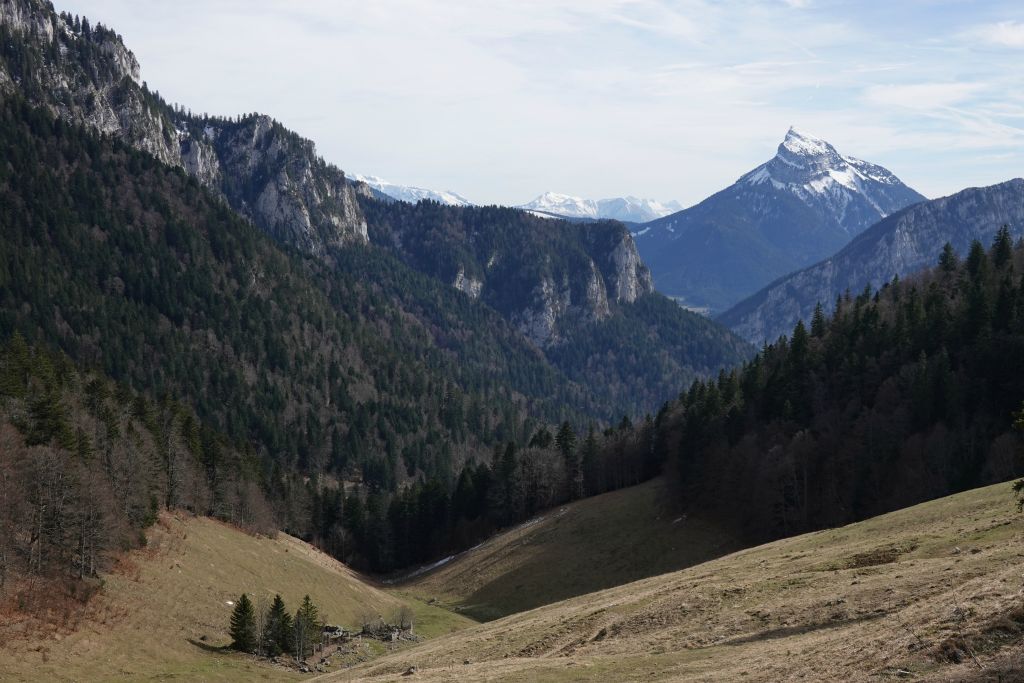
967,20,1024,48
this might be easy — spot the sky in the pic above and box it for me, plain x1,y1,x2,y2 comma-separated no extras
59,0,1024,207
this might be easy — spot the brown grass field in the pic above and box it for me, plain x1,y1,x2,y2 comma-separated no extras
399,477,740,621
0,512,473,682
3,480,1023,682
321,480,1024,682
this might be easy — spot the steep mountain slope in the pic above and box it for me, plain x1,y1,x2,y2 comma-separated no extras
520,191,682,223
0,512,473,682
361,198,751,413
636,128,925,312
0,97,600,495
398,478,739,621
0,0,368,255
326,481,1024,682
721,178,1024,343
352,173,473,206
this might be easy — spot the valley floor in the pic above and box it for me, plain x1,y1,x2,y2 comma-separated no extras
321,481,1024,682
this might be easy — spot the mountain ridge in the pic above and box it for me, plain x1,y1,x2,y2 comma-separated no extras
720,177,1024,343
520,191,682,223
635,128,925,312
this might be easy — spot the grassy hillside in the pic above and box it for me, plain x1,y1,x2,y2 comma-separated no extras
400,478,740,621
0,514,474,682
328,480,1024,682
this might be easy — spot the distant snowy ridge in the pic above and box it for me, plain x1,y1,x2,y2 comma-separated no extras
520,192,682,223
353,173,474,207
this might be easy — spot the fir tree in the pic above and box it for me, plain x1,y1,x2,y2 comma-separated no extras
993,225,1014,269
292,594,322,660
263,594,292,656
810,302,827,338
939,242,958,273
229,593,257,653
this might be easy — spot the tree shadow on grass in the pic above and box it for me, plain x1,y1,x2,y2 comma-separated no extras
186,637,231,654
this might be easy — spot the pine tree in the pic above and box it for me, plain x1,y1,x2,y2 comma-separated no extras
939,242,958,273
556,421,581,500
263,594,292,656
810,302,827,338
229,593,257,653
993,225,1014,269
292,594,322,660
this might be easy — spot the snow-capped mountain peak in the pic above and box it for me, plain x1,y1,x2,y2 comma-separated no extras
740,128,908,213
632,128,925,314
519,192,682,223
352,174,473,207
778,126,836,159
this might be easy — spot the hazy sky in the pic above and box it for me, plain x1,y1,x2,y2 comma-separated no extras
60,0,1024,207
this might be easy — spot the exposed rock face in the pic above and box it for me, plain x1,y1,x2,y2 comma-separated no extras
203,115,367,253
452,269,483,299
0,0,367,253
513,260,617,347
360,198,655,348
608,232,653,303
720,178,1024,343
493,225,654,347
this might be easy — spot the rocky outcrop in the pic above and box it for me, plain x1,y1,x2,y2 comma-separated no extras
513,260,616,347
720,178,1024,343
607,232,653,303
491,224,652,347
202,115,367,253
359,197,655,348
453,269,483,299
0,0,367,253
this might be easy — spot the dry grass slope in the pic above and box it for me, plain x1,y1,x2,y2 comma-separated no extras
401,477,740,621
324,481,1024,682
0,512,473,682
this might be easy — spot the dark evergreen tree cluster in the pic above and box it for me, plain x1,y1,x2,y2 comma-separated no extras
645,230,1024,540
305,417,660,573
228,593,320,660
0,97,572,495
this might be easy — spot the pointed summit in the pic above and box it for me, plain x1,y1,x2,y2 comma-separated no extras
633,130,925,314
779,127,835,158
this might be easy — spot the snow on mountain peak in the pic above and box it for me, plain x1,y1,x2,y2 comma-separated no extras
740,129,907,218
352,173,473,207
520,192,681,222
780,126,834,157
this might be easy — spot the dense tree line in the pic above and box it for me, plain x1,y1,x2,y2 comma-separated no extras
304,418,660,573
651,230,1024,540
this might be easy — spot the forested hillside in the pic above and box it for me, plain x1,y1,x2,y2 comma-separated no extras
0,98,599,488
363,198,749,413
652,230,1024,541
